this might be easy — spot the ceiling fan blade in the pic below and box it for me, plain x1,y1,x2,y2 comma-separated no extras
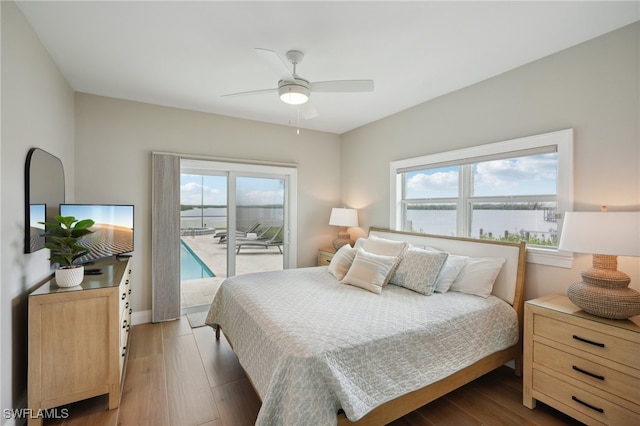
221,87,277,98
310,80,374,93
255,48,293,80
300,102,318,120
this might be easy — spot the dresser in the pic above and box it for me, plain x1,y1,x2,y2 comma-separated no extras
317,247,336,266
523,294,640,425
27,257,132,426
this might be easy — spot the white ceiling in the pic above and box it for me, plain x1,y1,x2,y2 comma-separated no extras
17,1,639,135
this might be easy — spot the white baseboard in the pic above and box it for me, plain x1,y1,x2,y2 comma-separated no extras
131,310,151,325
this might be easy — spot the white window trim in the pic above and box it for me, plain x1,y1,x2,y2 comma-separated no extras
390,129,574,267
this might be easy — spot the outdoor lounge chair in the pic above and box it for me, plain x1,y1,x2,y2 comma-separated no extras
235,226,273,241
236,227,283,254
215,221,261,243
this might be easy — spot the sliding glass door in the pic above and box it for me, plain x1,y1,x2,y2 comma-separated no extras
179,159,296,312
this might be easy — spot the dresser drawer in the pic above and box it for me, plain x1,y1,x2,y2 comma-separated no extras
534,342,640,403
534,315,640,368
533,369,640,425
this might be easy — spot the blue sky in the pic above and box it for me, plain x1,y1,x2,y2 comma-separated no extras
181,175,284,206
406,153,557,199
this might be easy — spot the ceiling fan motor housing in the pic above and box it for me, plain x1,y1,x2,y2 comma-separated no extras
278,78,310,105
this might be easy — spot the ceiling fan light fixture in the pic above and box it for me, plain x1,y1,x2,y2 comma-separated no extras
278,80,310,105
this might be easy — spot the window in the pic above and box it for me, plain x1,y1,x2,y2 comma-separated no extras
390,129,573,266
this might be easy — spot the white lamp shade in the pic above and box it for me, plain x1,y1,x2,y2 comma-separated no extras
558,211,640,257
329,208,358,227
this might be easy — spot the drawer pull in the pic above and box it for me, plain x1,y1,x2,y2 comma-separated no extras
572,335,605,348
122,319,128,329
122,347,127,357
572,365,604,381
571,396,604,414
121,293,126,300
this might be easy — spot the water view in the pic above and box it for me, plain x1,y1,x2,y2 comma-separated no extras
406,208,557,246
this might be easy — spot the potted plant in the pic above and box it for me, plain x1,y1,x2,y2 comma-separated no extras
40,215,95,287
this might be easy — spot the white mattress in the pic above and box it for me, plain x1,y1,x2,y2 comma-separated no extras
206,266,518,425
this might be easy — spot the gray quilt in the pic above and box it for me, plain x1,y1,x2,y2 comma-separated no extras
205,266,518,425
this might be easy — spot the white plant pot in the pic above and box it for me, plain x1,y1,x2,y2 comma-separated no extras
55,266,85,288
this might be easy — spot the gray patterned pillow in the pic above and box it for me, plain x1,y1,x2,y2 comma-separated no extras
390,247,449,295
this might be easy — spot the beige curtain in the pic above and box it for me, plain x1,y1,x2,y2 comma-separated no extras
151,153,181,322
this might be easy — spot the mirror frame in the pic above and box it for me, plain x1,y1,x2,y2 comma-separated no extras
24,148,65,253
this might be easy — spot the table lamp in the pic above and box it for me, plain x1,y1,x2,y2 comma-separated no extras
558,208,640,319
329,208,358,249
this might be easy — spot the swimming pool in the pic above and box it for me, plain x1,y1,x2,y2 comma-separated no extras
180,240,215,280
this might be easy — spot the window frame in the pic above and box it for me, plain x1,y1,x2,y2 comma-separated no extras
390,129,574,267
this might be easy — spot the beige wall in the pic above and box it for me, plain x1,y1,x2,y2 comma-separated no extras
74,94,341,316
1,0,76,418
341,22,640,301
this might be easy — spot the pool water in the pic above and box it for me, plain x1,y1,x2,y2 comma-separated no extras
180,240,215,280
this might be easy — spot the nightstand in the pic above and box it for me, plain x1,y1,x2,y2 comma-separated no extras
317,247,336,266
523,294,640,425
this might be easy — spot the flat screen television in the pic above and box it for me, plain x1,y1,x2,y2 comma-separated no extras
59,204,134,264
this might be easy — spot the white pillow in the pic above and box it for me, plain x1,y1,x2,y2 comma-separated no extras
390,247,448,295
327,244,356,280
341,248,397,294
354,237,366,249
433,254,467,293
361,235,409,257
449,257,506,298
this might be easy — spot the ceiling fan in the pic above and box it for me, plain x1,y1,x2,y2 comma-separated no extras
222,48,374,119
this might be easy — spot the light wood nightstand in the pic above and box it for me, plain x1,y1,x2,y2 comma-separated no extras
317,247,336,266
523,294,640,425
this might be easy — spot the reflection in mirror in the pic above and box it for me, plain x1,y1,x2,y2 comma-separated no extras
24,148,65,253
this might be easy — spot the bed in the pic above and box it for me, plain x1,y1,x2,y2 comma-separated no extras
205,227,526,425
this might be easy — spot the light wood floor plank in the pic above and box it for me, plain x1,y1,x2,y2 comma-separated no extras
164,333,220,426
446,384,531,425
411,397,481,426
128,322,163,359
211,378,261,426
117,355,170,426
193,326,246,388
161,316,193,339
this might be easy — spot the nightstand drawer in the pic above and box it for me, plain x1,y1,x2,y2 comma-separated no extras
533,369,640,425
535,315,640,368
534,342,640,402
317,248,335,266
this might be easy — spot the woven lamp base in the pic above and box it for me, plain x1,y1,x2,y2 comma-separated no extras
567,254,640,319
568,282,640,319
332,228,354,250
